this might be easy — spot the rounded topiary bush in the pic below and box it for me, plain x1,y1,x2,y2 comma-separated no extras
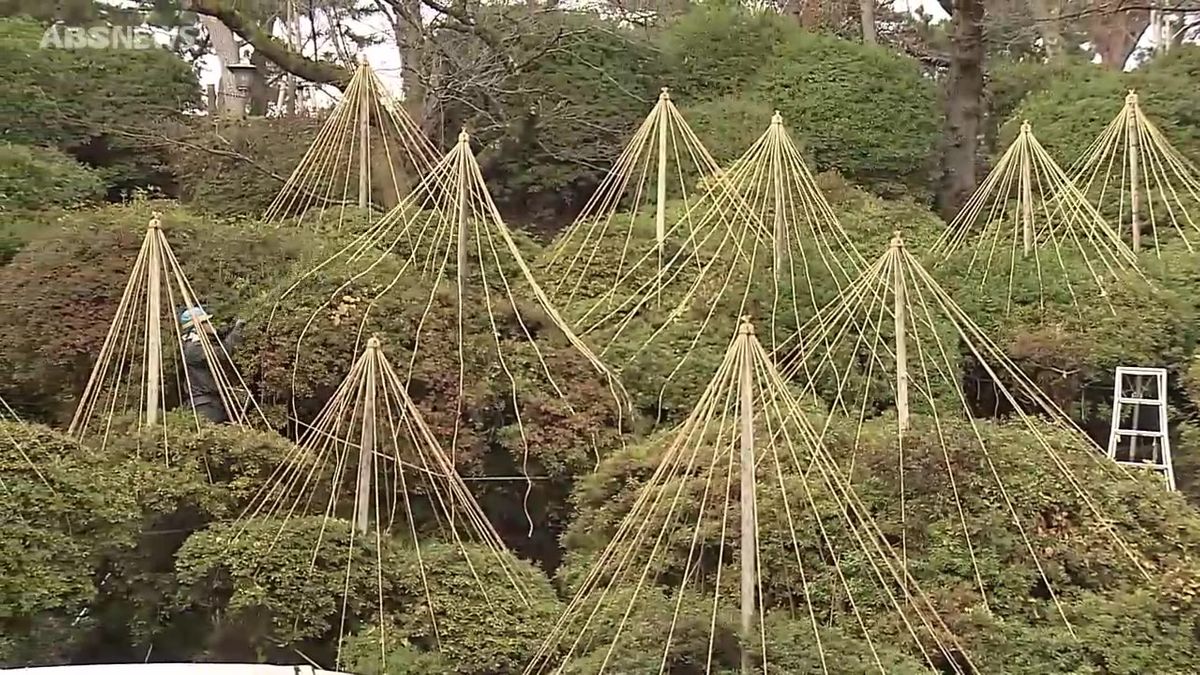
176,516,560,669
660,6,939,195
748,35,939,195
937,243,1198,424
0,420,141,665
683,95,777,167
0,201,328,422
237,243,628,564
0,142,104,212
560,412,1200,672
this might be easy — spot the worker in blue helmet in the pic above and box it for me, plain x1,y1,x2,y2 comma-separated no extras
179,305,245,424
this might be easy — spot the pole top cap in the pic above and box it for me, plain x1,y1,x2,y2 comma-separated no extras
458,128,470,144
148,212,162,230
1126,89,1138,104
357,53,369,66
738,315,755,335
1020,120,1031,134
659,87,670,101
366,336,382,350
771,110,783,125
890,230,904,248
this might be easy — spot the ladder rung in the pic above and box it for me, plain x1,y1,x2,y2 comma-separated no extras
1113,428,1165,438
1116,397,1164,406
1115,460,1170,471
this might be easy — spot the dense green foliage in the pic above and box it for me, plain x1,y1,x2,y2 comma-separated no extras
0,17,198,194
0,142,104,212
3,3,1200,673
1006,47,1200,165
662,7,940,196
0,201,329,421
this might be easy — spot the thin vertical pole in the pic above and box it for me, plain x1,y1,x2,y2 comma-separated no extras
1020,121,1034,257
738,317,756,673
655,88,669,261
892,233,909,432
145,215,163,427
357,55,370,210
456,130,470,297
1126,91,1143,253
771,111,786,273
355,337,380,535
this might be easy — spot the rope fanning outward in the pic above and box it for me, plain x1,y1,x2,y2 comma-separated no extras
273,130,631,538
545,105,866,425
66,213,271,462
930,121,1144,317
262,58,439,230
1067,90,1200,255
774,234,1157,645
228,336,530,670
524,317,972,675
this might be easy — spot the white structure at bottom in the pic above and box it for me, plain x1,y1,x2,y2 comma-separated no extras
1106,366,1176,490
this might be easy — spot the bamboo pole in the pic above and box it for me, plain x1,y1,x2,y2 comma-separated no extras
145,214,163,426
358,55,370,210
738,317,757,673
457,129,470,298
771,111,786,273
1126,91,1143,253
892,233,909,433
355,337,381,535
1020,121,1034,257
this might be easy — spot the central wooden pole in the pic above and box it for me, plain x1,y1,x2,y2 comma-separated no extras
891,233,909,433
456,130,470,298
1126,91,1143,253
357,55,370,210
771,111,786,273
145,215,163,426
738,317,757,672
355,337,381,535
1020,121,1034,257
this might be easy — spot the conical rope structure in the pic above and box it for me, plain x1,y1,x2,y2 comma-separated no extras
67,213,270,458
1068,90,1200,254
524,317,971,674
543,87,728,311
777,233,1166,647
545,109,865,425
229,336,533,669
262,56,439,230
930,121,1143,316
271,129,628,534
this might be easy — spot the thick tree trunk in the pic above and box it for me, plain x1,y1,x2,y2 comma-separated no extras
1090,3,1150,69
248,49,274,116
860,0,877,45
199,14,240,114
396,0,428,130
939,0,985,221
185,0,351,89
1028,0,1063,59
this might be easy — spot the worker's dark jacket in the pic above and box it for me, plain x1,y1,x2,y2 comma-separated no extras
182,322,243,407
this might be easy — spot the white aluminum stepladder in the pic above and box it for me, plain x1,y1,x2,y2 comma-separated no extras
1106,366,1175,490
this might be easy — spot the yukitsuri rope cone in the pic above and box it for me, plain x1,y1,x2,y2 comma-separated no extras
1068,90,1200,254
524,317,971,674
545,106,864,425
930,121,1143,315
263,55,439,230
775,232,1178,661
229,336,532,670
68,213,270,457
272,129,628,534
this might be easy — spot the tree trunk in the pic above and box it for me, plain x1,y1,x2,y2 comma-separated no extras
396,0,428,130
860,0,877,44
248,48,274,116
199,14,241,115
939,0,985,221
1089,1,1150,69
1028,0,1063,59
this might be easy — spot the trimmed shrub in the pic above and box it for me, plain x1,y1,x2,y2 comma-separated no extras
0,142,104,212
